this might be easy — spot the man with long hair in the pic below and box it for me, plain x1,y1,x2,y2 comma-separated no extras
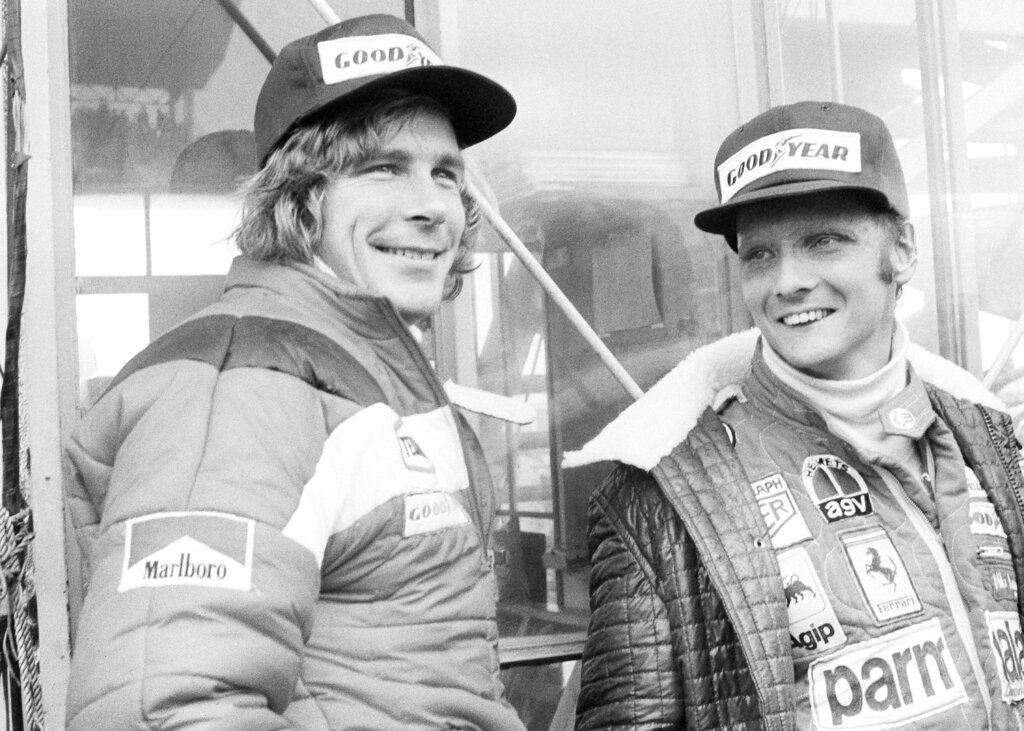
65,15,524,729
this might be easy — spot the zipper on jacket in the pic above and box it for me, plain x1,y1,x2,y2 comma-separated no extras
376,300,494,566
979,407,1024,529
872,464,993,728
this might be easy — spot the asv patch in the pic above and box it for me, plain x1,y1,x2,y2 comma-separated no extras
840,527,922,624
403,492,469,537
809,618,966,729
393,419,435,474
777,547,846,657
119,512,254,592
987,610,1024,703
750,473,812,549
802,454,873,523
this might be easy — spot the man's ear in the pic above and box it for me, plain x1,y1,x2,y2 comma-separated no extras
892,220,917,286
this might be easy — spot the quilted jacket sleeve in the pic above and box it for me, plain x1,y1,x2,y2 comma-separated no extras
64,362,335,731
576,465,685,730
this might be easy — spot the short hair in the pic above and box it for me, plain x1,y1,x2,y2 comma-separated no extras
234,92,481,300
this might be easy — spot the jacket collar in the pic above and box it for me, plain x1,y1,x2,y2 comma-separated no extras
224,255,406,341
564,328,1006,471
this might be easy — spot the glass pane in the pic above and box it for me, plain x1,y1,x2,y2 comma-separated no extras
68,0,406,370
450,0,763,680
953,0,1024,377
76,293,149,405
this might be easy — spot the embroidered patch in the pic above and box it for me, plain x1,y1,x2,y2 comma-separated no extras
777,547,846,657
987,611,1024,703
970,501,1008,539
840,527,922,624
802,455,873,523
965,466,984,498
750,473,812,549
119,512,255,592
717,128,861,204
393,419,435,474
808,618,965,729
317,34,441,86
886,407,916,430
403,492,469,537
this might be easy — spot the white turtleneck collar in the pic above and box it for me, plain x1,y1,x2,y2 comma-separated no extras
760,322,928,467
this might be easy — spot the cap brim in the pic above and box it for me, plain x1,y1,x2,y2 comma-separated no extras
694,180,893,243
294,65,516,151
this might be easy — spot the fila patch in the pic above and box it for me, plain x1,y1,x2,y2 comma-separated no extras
119,512,254,592
717,128,861,203
802,455,873,523
987,610,1024,703
809,618,966,729
840,527,922,624
317,34,441,86
393,419,435,474
403,492,469,537
750,473,812,549
777,547,846,657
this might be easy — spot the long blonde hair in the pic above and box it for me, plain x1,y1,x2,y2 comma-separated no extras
234,92,480,300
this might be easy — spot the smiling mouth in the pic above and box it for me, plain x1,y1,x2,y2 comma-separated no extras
780,308,833,326
375,246,444,261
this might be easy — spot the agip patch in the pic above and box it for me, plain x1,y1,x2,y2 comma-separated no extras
119,512,255,592
777,547,846,657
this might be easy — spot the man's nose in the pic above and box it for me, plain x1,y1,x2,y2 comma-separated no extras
773,252,817,296
402,172,448,226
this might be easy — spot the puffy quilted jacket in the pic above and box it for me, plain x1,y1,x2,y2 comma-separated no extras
567,330,1024,730
64,256,525,730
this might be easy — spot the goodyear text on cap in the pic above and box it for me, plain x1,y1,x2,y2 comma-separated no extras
717,128,862,204
318,34,442,86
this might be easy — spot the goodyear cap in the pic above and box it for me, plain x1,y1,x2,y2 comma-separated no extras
694,101,908,249
254,14,516,165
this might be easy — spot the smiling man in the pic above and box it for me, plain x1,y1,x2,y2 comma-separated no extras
572,102,1024,729
64,14,526,730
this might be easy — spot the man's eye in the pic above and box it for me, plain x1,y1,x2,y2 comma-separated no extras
811,235,838,249
434,168,460,183
365,163,396,175
740,248,771,263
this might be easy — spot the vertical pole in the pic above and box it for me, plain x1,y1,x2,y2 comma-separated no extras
916,0,982,373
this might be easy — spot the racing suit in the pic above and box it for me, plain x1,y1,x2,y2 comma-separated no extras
569,329,1024,730
64,256,525,730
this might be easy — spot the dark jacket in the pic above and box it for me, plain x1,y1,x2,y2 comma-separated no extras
568,330,1024,730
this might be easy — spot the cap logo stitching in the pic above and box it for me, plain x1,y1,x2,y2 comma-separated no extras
717,128,862,203
317,34,442,86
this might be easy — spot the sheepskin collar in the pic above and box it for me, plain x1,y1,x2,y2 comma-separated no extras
563,329,1006,470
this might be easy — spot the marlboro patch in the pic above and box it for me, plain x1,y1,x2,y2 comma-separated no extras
119,512,255,592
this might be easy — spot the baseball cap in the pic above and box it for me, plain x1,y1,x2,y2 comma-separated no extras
694,101,908,248
254,14,516,164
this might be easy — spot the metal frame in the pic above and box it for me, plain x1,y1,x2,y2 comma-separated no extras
916,0,983,374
